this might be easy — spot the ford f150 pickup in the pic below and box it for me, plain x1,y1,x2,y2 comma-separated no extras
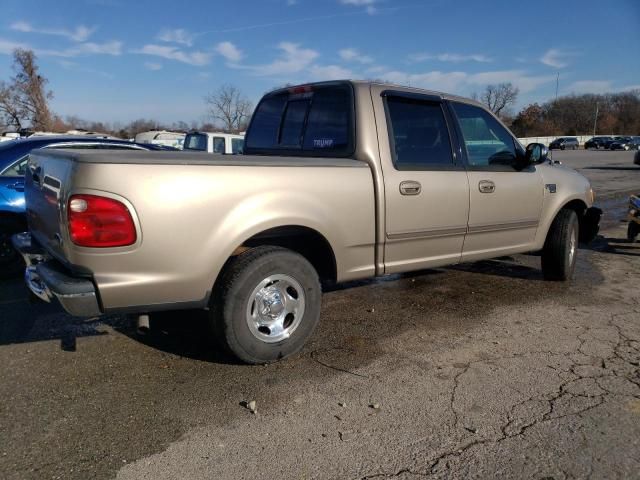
13,80,601,363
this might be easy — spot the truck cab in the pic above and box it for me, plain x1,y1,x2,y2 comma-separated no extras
183,131,244,155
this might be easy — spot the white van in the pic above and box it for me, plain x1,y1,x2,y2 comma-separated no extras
183,132,244,154
135,130,186,150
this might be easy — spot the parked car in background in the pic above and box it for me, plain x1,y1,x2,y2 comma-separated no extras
609,136,640,151
549,137,580,150
601,136,625,149
0,132,21,143
183,131,244,154
584,136,613,149
13,80,601,364
135,130,186,150
0,136,175,278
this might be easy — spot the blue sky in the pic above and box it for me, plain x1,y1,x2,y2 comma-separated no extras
1,0,638,124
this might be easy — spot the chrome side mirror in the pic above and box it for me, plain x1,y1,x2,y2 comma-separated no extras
526,143,549,165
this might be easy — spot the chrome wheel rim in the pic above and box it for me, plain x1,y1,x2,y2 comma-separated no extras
568,225,577,266
246,274,306,343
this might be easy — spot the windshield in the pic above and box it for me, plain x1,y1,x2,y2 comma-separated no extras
183,133,208,151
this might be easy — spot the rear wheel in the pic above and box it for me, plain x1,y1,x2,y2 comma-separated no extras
210,246,322,364
541,209,579,281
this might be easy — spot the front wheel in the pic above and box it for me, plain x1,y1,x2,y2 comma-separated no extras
210,246,322,364
541,209,579,281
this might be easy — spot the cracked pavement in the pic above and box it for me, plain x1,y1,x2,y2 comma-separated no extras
0,150,639,479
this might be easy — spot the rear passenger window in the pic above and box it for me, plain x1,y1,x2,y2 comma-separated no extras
244,84,353,156
385,96,454,169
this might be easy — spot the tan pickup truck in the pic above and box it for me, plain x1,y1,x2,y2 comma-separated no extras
14,80,601,363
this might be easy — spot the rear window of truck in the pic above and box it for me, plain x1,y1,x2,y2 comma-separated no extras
244,83,354,157
184,133,208,151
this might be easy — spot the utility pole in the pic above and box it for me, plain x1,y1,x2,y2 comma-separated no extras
555,72,559,101
593,102,599,135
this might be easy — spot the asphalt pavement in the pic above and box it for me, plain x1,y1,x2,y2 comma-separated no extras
0,149,638,480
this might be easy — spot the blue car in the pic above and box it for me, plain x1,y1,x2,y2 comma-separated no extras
0,136,176,278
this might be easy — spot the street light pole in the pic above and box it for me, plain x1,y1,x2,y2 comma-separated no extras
593,102,599,135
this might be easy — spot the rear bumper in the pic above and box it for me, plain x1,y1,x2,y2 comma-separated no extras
11,232,102,317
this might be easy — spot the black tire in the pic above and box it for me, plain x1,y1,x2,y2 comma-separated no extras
0,217,26,280
628,222,639,242
560,145,565,150
210,246,322,364
541,209,579,281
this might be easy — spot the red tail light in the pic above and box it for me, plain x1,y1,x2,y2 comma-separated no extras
68,194,137,247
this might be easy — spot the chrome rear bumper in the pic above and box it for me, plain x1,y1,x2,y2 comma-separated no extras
12,232,102,317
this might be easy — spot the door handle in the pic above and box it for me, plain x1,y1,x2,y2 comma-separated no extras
399,181,421,196
8,182,25,192
478,180,495,193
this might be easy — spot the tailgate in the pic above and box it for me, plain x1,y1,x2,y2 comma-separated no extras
25,150,75,262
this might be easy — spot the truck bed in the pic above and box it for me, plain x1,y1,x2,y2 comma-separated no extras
24,149,376,312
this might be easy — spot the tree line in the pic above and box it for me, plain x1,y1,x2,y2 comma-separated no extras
0,49,251,138
1,48,638,139
510,91,640,137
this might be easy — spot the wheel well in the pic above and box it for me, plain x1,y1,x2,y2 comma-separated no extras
238,226,337,284
561,199,587,230
561,199,587,217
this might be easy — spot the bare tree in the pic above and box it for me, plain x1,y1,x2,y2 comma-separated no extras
204,84,253,132
0,49,53,131
0,81,24,129
0,48,53,130
478,83,519,117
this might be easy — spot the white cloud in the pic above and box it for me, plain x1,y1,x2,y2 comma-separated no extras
238,42,319,76
216,41,243,62
408,52,492,63
466,70,556,93
144,62,163,71
0,36,121,57
0,38,28,55
339,0,378,14
372,68,556,95
157,28,194,47
339,48,373,64
66,41,122,56
340,0,376,4
132,44,211,66
540,48,572,68
309,64,353,79
381,70,469,91
566,80,612,94
10,21,96,42
366,65,386,74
